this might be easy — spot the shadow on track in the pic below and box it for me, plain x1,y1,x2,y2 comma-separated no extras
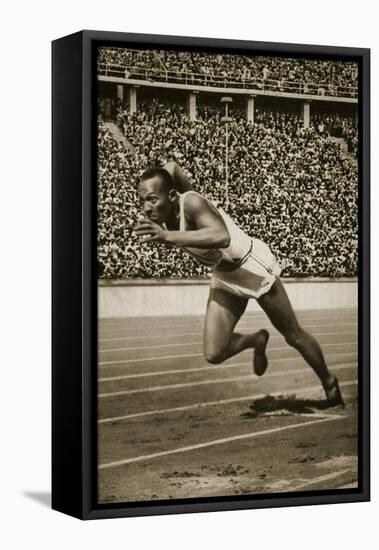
241,394,341,418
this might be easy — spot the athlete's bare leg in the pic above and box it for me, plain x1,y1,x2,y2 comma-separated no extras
203,287,269,372
257,278,344,406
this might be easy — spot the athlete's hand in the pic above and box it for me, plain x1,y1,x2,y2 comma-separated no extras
135,218,168,243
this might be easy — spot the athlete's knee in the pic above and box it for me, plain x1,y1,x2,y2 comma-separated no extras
284,327,305,349
204,348,224,364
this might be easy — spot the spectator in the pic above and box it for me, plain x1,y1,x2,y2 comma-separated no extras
98,47,358,98
97,98,358,280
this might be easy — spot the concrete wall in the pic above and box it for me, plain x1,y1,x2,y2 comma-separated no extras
98,279,358,318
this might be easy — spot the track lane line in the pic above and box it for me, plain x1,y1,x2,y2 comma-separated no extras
100,313,357,327
100,320,358,343
98,379,356,423
98,415,347,469
99,357,356,382
100,310,356,325
99,374,258,397
99,341,356,366
99,320,357,339
100,310,356,326
288,469,354,491
98,363,356,398
99,331,357,353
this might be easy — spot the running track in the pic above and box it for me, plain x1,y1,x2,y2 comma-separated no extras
98,308,358,503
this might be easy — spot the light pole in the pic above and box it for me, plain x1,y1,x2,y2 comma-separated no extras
221,96,233,208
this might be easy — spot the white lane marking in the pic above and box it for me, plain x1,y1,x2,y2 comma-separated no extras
99,374,254,397
99,319,357,339
99,331,357,353
98,363,356,398
100,310,356,325
101,332,204,343
99,357,356,382
100,313,356,327
100,351,201,366
98,380,357,423
100,361,246,382
100,321,357,342
99,342,357,366
101,340,201,352
289,469,354,491
98,415,346,469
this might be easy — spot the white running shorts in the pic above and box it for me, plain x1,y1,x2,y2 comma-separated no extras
210,238,281,299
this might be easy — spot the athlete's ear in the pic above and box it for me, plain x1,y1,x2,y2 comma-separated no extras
168,189,177,203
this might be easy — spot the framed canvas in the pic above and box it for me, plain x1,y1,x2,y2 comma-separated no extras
52,30,370,519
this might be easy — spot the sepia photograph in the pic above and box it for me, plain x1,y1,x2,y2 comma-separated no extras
96,44,359,504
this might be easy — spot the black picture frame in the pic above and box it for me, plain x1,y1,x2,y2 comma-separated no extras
52,30,370,520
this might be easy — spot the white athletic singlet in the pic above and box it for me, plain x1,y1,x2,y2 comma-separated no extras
175,191,281,299
178,191,252,271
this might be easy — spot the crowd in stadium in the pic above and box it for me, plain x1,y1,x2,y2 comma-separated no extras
98,47,358,96
314,113,358,156
97,96,358,280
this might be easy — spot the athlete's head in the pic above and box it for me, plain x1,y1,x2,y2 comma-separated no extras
138,167,177,223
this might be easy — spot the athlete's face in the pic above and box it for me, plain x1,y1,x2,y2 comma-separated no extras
138,176,175,224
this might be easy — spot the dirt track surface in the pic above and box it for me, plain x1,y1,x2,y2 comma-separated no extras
98,308,358,503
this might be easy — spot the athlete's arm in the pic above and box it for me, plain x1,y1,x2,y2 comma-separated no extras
163,161,194,192
166,193,230,248
136,193,231,249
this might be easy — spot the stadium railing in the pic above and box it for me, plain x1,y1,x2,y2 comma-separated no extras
97,63,358,99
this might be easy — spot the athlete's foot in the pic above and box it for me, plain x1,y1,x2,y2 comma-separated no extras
323,375,345,408
253,329,270,376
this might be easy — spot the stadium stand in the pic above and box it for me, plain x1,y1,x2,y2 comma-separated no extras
98,48,358,98
97,95,358,280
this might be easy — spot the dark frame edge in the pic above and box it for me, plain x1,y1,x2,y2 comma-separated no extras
52,31,85,520
83,29,369,57
82,30,97,520
359,47,370,502
83,491,369,521
54,30,370,521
